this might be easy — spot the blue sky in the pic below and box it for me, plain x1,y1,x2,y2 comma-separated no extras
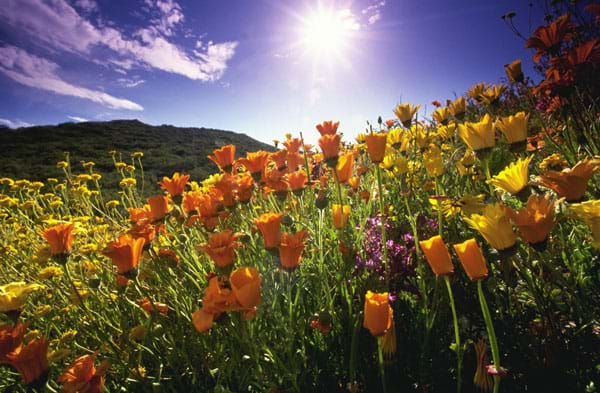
0,0,545,144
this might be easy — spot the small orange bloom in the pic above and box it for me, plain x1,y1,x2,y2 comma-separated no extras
283,137,302,153
318,134,342,164
363,291,393,337
208,144,236,172
192,274,241,333
230,266,262,309
0,322,26,362
236,174,255,203
138,298,169,315
254,212,283,250
147,195,170,222
287,170,308,192
453,239,488,281
270,150,288,170
278,230,308,270
102,234,145,276
526,14,573,63
160,172,190,196
506,194,556,244
58,354,109,393
6,337,49,385
332,204,351,229
419,235,454,276
128,206,150,223
43,223,75,256
286,152,305,172
199,230,241,268
336,152,354,183
238,151,270,175
128,221,156,245
535,158,600,202
365,132,388,163
316,120,340,136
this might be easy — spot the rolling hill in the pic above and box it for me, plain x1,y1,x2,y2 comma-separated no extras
0,119,274,194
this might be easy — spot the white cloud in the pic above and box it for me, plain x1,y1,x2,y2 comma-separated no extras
67,115,88,122
0,0,238,82
362,0,386,25
74,0,97,13
0,118,33,128
0,45,144,111
117,78,145,88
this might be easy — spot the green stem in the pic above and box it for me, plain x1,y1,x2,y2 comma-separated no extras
444,276,462,393
375,165,389,284
477,280,501,393
377,337,388,393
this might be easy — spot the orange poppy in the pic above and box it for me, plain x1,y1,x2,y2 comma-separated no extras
318,134,342,165
236,174,255,203
270,150,288,171
0,322,26,362
43,223,75,256
192,275,240,333
254,213,283,250
287,170,308,193
208,144,236,172
264,169,289,196
336,152,354,183
526,14,573,63
286,152,305,172
128,221,156,245
199,230,242,268
506,194,556,245
237,151,270,176
278,230,308,270
58,353,109,393
128,206,150,223
102,234,145,276
147,195,170,222
534,158,600,202
453,239,488,281
230,266,262,309
348,176,360,190
363,291,393,337
6,337,49,385
419,235,455,276
332,204,351,229
365,132,388,164
283,137,302,153
159,172,190,197
316,120,340,136
213,173,238,208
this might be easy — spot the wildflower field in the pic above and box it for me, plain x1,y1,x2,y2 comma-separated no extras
1,6,600,393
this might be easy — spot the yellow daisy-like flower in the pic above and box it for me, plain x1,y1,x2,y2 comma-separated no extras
0,281,44,312
464,203,517,250
430,194,485,218
120,178,137,188
423,144,444,178
467,82,488,102
393,103,420,127
569,200,600,250
458,114,495,151
479,84,506,106
539,153,568,172
487,156,533,195
38,266,63,280
495,112,529,145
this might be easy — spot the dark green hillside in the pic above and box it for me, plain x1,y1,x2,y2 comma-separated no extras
0,119,273,194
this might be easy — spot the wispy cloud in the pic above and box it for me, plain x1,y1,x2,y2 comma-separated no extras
117,78,146,88
362,0,386,26
67,115,88,122
0,118,33,129
0,45,144,111
0,0,238,83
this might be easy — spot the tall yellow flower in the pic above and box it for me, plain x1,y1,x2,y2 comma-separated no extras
569,200,600,250
423,144,444,178
393,103,420,127
505,59,524,83
458,114,495,152
0,282,43,312
464,204,517,251
479,84,506,106
495,112,529,145
450,97,466,119
487,156,533,195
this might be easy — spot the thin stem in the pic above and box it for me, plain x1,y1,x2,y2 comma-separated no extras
375,165,389,284
445,276,462,393
377,337,388,393
477,280,501,393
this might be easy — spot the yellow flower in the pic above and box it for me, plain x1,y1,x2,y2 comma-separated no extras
56,161,69,169
106,200,120,209
132,151,144,158
38,266,63,280
0,177,15,186
487,156,533,195
48,348,71,363
467,82,488,102
115,162,127,169
495,112,529,145
458,114,495,151
479,84,506,106
423,144,444,178
387,128,409,150
0,282,43,312
393,103,420,127
81,161,95,169
430,194,485,218
432,107,451,125
450,97,466,118
505,59,524,83
464,204,517,250
569,200,600,250
120,178,137,188
129,325,148,341
539,153,567,172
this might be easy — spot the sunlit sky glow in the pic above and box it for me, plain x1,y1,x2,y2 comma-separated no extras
0,0,544,144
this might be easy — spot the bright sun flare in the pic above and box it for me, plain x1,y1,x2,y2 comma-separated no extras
299,7,356,56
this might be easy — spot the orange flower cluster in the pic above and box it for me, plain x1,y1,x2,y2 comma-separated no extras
192,267,261,333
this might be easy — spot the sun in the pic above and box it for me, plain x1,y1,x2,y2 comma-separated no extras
297,6,357,60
